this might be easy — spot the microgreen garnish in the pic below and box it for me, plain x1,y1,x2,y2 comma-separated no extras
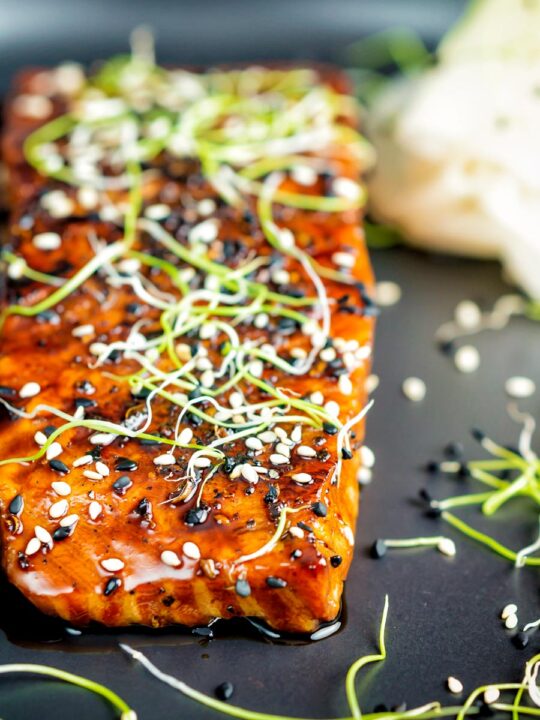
0,663,135,718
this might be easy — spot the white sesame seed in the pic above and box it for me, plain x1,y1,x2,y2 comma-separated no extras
375,281,402,307
41,191,74,218
95,461,109,476
290,347,307,360
183,541,201,560
196,357,212,371
83,469,104,481
454,300,482,330
270,453,289,465
447,676,464,695
34,431,47,446
333,177,361,201
310,391,324,405
153,453,176,466
34,526,53,546
505,613,519,629
324,400,340,417
46,442,63,460
60,514,79,527
89,501,103,520
501,603,518,619
332,251,355,269
292,473,312,484
365,374,380,394
258,430,277,444
291,164,317,186
200,369,215,388
454,345,480,374
161,550,181,567
271,269,290,285
49,499,69,519
249,360,264,378
188,218,219,244
505,376,536,399
20,382,41,399
360,446,375,468
338,375,353,395
90,433,115,445
199,322,217,340
193,457,212,469
73,454,93,467
320,347,337,362
33,232,62,251
178,428,193,445
72,324,95,338
89,342,109,356
101,558,125,572
8,258,26,279
289,526,304,539
253,313,269,329
197,198,216,217
241,463,259,483
77,186,99,209
484,687,500,705
144,203,171,220
297,445,317,458
437,538,456,557
175,343,192,362
357,467,373,485
25,537,42,556
275,442,291,458
245,437,263,451
291,425,302,444
402,377,426,402
274,427,288,441
14,94,53,119
343,525,355,545
51,481,71,497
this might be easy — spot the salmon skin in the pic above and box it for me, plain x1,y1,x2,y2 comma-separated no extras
0,56,375,633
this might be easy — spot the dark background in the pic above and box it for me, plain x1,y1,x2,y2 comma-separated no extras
3,1,540,719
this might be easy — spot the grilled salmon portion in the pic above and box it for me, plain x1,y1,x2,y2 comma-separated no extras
0,57,375,633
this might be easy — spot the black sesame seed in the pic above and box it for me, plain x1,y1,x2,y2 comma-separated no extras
8,494,24,516
291,549,302,559
297,522,313,533
215,681,235,701
53,525,74,541
112,475,132,495
0,385,16,397
49,459,70,475
471,427,486,442
43,425,57,437
513,631,530,649
444,442,464,460
264,485,278,504
311,501,328,517
266,576,287,589
222,456,235,474
188,386,203,400
341,447,353,460
185,506,209,526
330,555,342,567
323,422,338,435
134,497,151,516
74,397,97,409
18,552,30,570
192,626,214,639
104,577,122,596
235,578,251,597
115,458,138,472
370,539,387,559
419,488,432,503
425,460,440,474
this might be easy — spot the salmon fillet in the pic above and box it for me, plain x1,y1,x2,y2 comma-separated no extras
0,57,375,633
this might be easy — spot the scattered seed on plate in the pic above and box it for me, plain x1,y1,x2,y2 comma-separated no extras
178,427,194,445
34,431,47,446
153,453,176,466
95,461,109,476
454,345,480,373
505,376,536,399
46,442,63,460
454,300,482,330
19,382,41,399
83,469,104,481
183,541,201,560
360,446,375,468
447,676,464,695
73,454,93,467
501,603,518,619
297,445,317,458
101,558,125,572
89,501,103,520
505,613,519,630
161,550,181,567
292,473,312,484
241,464,259,483
270,453,289,465
34,526,53,546
437,538,456,557
484,687,500,705
375,281,402,307
402,377,426,402
60,514,79,527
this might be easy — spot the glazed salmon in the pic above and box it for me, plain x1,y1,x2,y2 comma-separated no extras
0,57,375,633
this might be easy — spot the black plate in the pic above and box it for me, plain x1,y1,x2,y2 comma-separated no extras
3,2,540,718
